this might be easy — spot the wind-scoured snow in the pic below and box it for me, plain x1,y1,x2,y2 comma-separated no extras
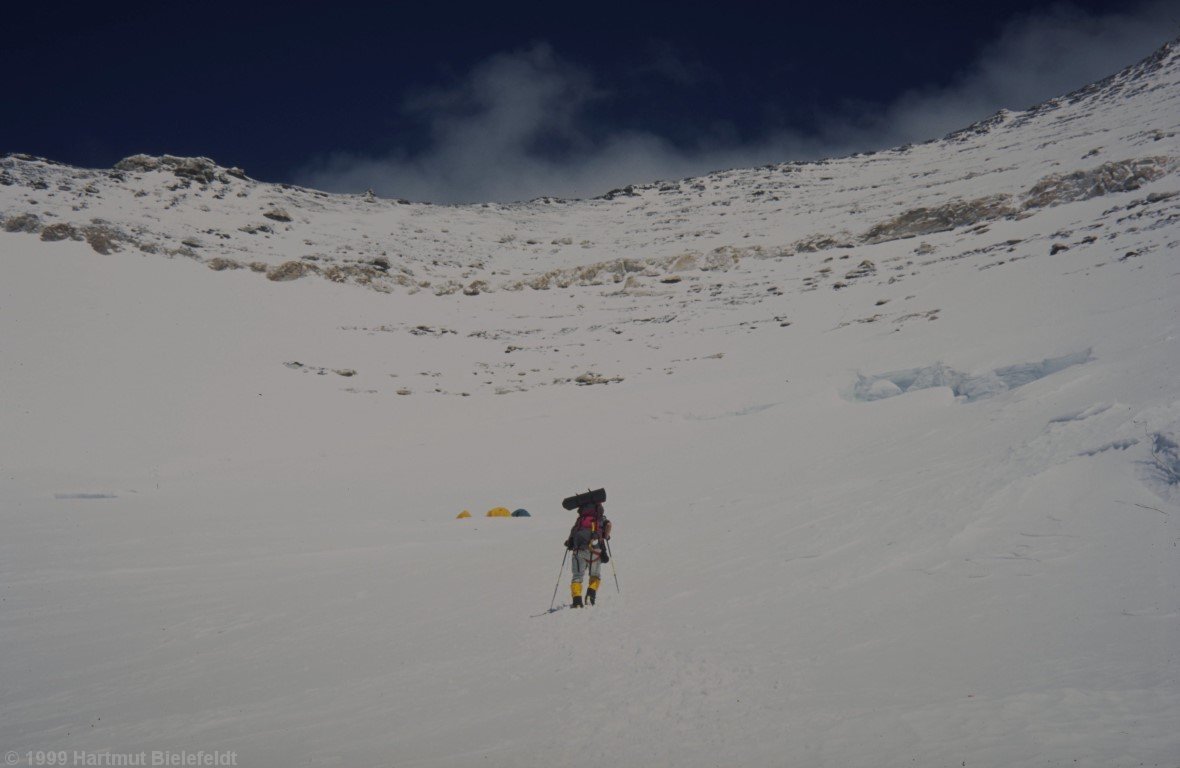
1,40,1179,768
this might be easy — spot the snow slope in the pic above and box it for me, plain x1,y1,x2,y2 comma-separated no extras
2,40,1179,768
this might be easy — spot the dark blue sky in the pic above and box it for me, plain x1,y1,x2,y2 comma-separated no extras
3,0,1176,201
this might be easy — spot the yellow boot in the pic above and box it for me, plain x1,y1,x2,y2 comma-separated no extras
570,581,583,608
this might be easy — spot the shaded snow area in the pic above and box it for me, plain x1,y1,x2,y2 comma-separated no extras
2,40,1180,768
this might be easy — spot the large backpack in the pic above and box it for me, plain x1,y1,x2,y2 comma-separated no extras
567,503,606,553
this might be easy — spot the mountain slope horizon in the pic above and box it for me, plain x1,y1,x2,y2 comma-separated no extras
3,37,1177,304
7,36,1180,205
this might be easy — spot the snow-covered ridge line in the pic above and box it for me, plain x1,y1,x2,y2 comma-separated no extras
2,153,1175,296
1,37,1179,298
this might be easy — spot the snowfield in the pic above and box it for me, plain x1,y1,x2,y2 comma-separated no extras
2,40,1179,768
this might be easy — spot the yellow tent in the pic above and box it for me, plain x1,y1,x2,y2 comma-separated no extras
456,510,472,519
486,507,511,517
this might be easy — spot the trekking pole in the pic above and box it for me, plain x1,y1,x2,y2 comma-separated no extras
605,539,620,594
548,548,570,612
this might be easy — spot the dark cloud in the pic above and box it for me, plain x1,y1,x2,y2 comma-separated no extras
297,2,1179,203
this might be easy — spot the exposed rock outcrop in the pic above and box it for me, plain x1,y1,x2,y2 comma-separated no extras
1023,157,1173,209
862,195,1016,244
113,154,247,184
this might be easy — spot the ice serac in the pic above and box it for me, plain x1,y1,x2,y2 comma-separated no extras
855,349,1094,402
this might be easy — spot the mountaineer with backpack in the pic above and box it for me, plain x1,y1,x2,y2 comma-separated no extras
563,490,612,608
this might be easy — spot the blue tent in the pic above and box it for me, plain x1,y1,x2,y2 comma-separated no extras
511,508,531,517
